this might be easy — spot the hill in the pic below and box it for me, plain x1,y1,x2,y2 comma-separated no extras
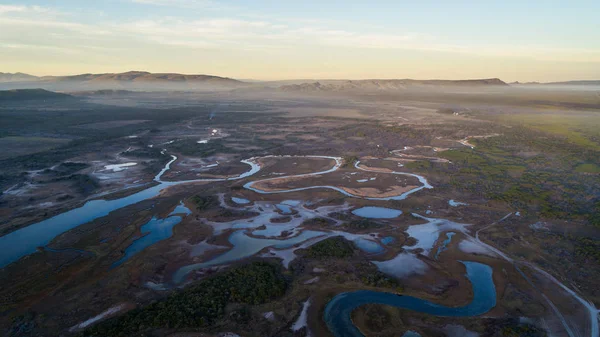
278,78,508,92
0,72,39,82
543,80,600,86
40,71,242,85
0,71,246,91
0,89,73,101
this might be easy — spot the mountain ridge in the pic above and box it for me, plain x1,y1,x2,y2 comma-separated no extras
278,78,509,92
0,72,39,82
0,71,246,91
0,88,74,101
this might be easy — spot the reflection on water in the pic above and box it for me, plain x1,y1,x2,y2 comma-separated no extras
352,206,402,219
434,232,455,260
0,156,259,268
275,204,293,214
381,236,395,245
353,238,385,254
169,201,192,216
111,215,183,268
110,201,192,268
231,197,250,204
324,261,496,337
173,229,326,283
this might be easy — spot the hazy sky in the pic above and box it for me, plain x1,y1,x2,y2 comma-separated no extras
1,0,599,81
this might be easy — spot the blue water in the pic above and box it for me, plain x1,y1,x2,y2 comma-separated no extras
173,230,326,284
381,236,395,245
0,182,175,268
353,238,385,254
169,201,192,216
324,261,496,337
231,197,250,204
402,331,422,337
111,215,183,268
0,156,259,268
434,232,455,260
275,204,293,214
352,206,402,219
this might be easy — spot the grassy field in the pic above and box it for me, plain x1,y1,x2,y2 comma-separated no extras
0,136,70,160
491,113,600,150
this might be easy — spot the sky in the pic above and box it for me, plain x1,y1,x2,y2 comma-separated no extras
1,0,599,81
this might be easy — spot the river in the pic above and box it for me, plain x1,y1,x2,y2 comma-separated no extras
324,261,496,337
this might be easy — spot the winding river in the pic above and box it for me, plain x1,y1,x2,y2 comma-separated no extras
0,155,259,268
0,155,432,268
244,157,433,201
324,261,496,337
1,153,596,337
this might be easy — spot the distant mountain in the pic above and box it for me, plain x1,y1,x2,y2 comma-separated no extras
0,89,73,101
543,80,600,86
0,72,39,82
510,81,540,85
40,71,243,85
0,71,246,91
279,78,508,92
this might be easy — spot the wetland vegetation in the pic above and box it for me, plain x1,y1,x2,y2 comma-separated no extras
0,85,598,337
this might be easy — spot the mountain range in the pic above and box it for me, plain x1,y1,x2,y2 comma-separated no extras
0,71,245,91
0,88,73,101
1,71,598,92
278,78,509,92
0,72,40,82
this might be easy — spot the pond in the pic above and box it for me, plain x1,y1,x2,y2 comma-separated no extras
111,215,183,268
275,204,293,214
353,238,385,254
352,206,402,219
231,197,250,204
381,236,395,245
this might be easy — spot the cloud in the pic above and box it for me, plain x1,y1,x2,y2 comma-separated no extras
0,3,598,64
130,0,235,10
0,4,53,14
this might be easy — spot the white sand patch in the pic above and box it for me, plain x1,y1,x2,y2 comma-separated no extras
444,324,479,337
262,235,330,268
103,162,137,172
69,304,126,331
185,239,227,258
4,182,37,196
529,221,549,231
263,311,275,321
407,214,471,254
448,199,468,207
145,281,168,291
373,252,428,279
304,276,320,284
458,239,498,257
292,298,312,335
